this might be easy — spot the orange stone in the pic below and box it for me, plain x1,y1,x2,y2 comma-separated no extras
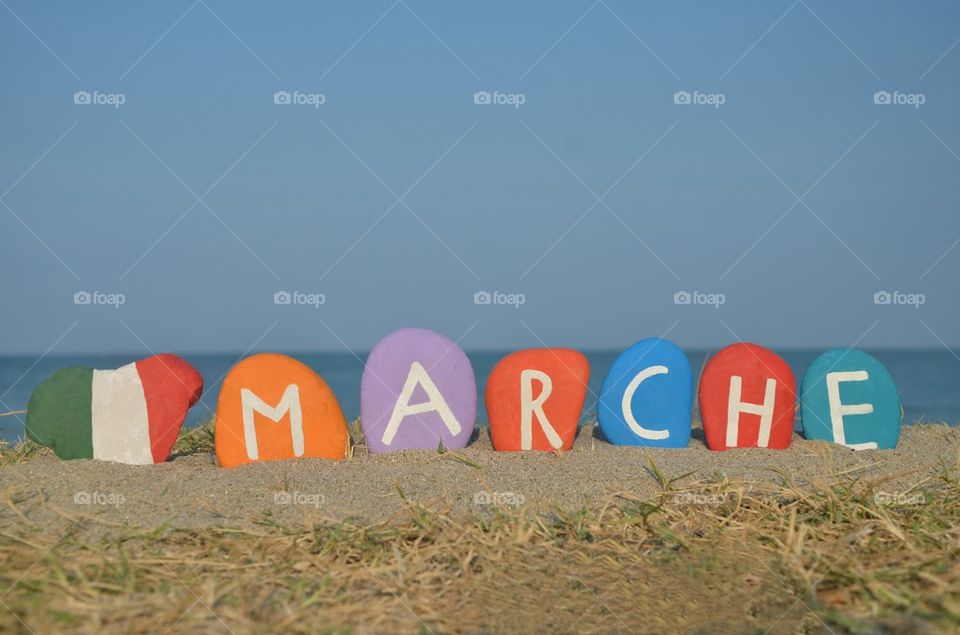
215,353,348,468
486,349,590,452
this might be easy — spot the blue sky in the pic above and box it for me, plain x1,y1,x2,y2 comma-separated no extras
1,1,959,354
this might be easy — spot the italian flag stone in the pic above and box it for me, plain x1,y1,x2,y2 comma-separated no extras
26,354,203,464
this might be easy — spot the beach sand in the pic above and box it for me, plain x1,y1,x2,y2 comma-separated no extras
2,424,958,633
2,423,957,532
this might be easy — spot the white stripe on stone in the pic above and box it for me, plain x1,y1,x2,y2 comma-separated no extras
91,362,153,465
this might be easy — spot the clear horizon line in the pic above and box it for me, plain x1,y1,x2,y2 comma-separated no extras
0,345,954,358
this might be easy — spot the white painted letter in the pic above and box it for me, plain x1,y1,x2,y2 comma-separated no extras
520,369,562,450
826,371,877,450
382,362,462,445
241,384,303,460
726,376,777,448
621,365,671,441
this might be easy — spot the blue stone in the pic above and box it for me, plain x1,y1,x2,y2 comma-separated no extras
597,337,692,447
800,349,901,450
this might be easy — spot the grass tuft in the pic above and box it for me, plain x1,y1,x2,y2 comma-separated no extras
171,419,215,455
0,436,50,465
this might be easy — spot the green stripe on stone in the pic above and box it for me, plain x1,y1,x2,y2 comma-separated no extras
26,366,94,460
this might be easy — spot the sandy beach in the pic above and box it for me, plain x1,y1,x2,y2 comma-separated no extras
2,423,958,633
3,423,957,531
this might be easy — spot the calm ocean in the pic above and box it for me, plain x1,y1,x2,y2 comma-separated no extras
1,350,957,442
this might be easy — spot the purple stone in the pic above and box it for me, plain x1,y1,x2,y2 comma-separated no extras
361,327,477,453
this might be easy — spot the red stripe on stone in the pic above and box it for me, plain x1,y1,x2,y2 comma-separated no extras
136,354,204,463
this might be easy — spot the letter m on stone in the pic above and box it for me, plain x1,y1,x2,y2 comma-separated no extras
240,385,304,460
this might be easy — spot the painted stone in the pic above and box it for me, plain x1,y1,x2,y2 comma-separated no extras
361,327,476,453
26,354,203,464
699,343,796,451
800,349,900,449
215,353,348,467
597,338,692,448
486,349,589,452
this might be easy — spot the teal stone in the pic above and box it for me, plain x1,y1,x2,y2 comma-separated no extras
800,349,901,449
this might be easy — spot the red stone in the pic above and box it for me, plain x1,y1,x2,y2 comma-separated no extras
486,349,589,452
698,343,795,451
136,354,204,464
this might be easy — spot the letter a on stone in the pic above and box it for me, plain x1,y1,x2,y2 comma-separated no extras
382,362,462,445
216,353,348,467
361,328,476,453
